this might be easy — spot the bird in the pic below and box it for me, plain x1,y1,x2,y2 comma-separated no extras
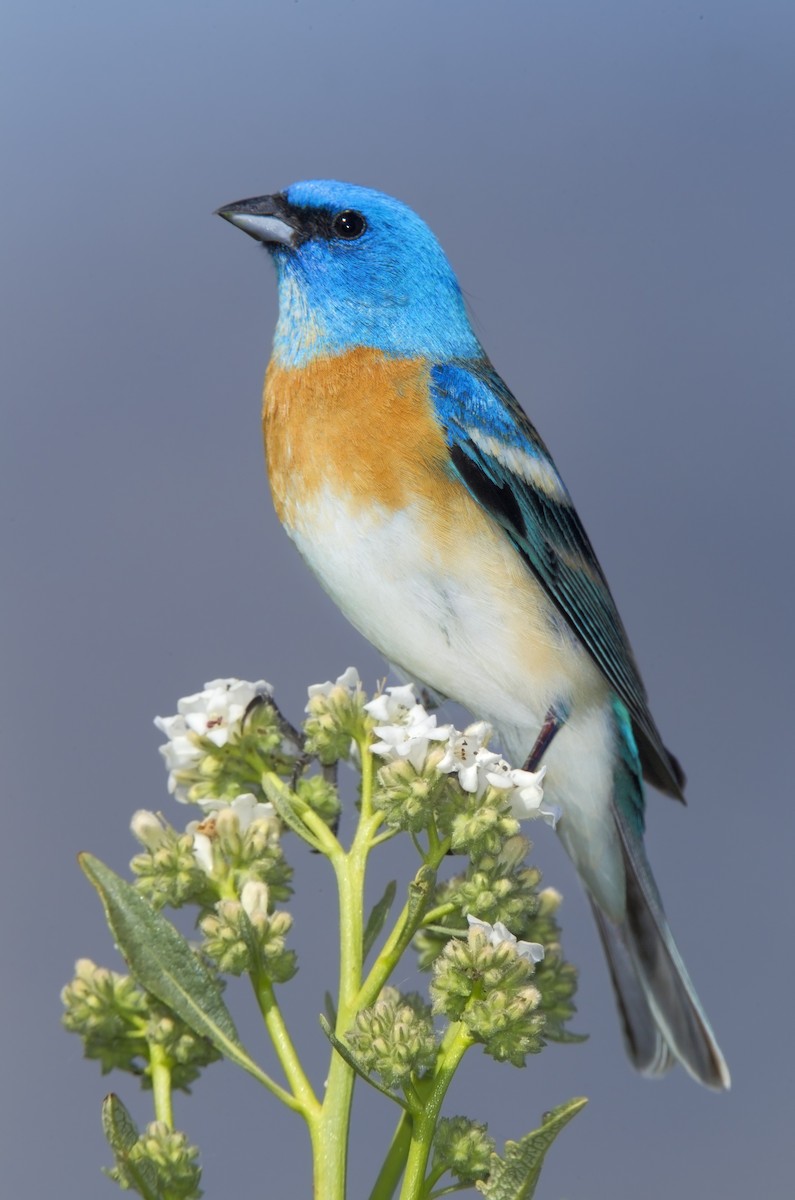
216,180,729,1089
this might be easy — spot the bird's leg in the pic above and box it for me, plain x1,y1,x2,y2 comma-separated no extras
523,702,568,772
242,691,309,785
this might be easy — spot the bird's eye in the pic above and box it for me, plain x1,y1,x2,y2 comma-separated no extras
332,210,367,240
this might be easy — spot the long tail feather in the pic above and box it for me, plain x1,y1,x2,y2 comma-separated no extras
590,899,674,1077
609,803,731,1089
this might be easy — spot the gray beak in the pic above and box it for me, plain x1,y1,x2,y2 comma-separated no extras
215,193,296,246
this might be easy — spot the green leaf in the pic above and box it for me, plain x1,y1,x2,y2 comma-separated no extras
363,880,397,961
102,1092,139,1154
324,990,338,1028
318,1014,408,1110
261,774,326,852
80,854,266,1085
476,1097,587,1200
101,1094,159,1200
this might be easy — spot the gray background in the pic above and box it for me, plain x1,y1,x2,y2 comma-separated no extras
2,0,793,1195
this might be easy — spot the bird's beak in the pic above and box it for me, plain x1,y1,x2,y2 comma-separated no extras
215,193,297,247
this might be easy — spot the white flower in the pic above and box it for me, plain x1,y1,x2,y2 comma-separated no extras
436,721,493,792
184,791,275,877
199,791,274,828
363,683,420,724
439,729,556,828
466,914,544,964
154,677,272,800
241,880,270,920
370,702,452,772
306,666,361,705
157,732,203,781
481,750,515,790
504,764,560,827
188,827,215,875
177,677,271,746
130,809,171,850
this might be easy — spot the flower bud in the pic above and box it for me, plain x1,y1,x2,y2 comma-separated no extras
346,988,437,1089
433,1115,495,1184
241,879,269,920
304,669,366,764
130,810,172,850
430,921,546,1066
106,1122,202,1199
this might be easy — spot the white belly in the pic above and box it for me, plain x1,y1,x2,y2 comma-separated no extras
286,485,625,917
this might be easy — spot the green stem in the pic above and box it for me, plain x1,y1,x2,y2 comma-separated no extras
359,737,375,821
253,974,320,1118
420,903,457,927
368,1110,414,1200
148,1042,174,1130
311,741,380,1199
357,840,448,1012
398,1025,473,1200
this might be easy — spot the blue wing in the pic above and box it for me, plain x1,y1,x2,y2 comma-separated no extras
430,359,685,801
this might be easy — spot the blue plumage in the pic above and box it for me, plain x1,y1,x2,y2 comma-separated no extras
267,181,481,366
431,357,684,801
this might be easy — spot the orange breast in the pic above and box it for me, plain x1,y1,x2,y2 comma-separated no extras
263,348,454,529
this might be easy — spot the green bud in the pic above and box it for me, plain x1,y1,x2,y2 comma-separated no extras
430,927,545,1066
199,900,250,975
200,891,297,983
450,837,542,928
373,758,453,832
303,679,368,764
199,808,293,905
464,982,545,1066
532,943,582,1043
433,1115,495,1184
131,828,216,911
448,788,520,858
61,957,222,1089
296,773,342,827
145,1003,222,1089
61,959,149,1076
346,987,437,1089
414,837,547,970
106,1121,202,1199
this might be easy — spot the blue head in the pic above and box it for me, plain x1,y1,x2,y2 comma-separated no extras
217,180,481,367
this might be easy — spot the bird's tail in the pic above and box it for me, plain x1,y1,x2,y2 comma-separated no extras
596,722,730,1090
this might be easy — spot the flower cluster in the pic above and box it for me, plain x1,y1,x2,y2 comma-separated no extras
346,987,437,1090
130,792,292,912
365,684,559,828
105,1119,202,1200
154,678,300,806
430,917,546,1067
61,959,221,1089
304,667,368,763
200,881,297,982
432,1115,495,1185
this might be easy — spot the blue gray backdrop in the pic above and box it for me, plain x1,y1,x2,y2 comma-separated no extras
3,1,793,1195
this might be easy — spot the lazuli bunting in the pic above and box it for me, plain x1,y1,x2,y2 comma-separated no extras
217,180,729,1089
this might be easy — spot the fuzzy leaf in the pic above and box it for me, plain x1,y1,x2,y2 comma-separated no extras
363,880,397,961
101,1094,159,1200
80,854,265,1084
261,774,325,852
476,1097,587,1199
